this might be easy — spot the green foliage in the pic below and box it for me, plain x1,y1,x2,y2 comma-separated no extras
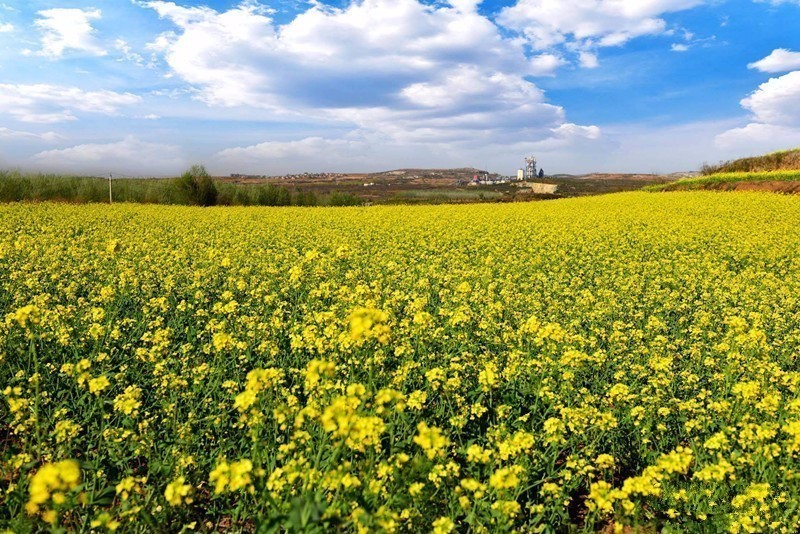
0,169,364,207
324,192,363,207
176,165,218,206
644,170,800,192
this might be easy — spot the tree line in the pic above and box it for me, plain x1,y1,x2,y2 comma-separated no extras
0,165,363,207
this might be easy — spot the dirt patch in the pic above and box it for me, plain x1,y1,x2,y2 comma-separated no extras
0,422,19,455
720,181,800,194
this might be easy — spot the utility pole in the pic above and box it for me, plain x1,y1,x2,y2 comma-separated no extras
109,173,113,204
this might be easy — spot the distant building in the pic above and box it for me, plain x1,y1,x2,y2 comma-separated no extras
470,172,514,186
517,169,525,181
525,157,537,180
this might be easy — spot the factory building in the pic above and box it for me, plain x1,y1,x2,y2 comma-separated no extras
525,157,538,180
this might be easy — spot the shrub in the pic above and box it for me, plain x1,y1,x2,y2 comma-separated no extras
325,192,363,206
177,165,218,206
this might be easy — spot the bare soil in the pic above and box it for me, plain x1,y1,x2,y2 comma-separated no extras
721,181,800,194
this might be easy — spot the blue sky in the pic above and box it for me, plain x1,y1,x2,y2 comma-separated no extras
0,0,799,176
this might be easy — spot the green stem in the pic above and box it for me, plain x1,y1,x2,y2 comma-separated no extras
30,337,42,459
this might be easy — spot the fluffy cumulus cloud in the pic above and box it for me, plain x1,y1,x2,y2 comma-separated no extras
0,84,141,123
717,71,800,151
32,136,186,175
716,123,800,153
496,0,707,62
141,0,598,158
741,71,800,126
528,53,568,76
748,49,800,73
30,8,106,58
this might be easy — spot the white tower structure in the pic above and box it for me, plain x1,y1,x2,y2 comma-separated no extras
525,157,537,180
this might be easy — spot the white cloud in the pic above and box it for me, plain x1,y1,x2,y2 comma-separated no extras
0,84,141,123
740,71,800,126
715,123,800,152
33,8,106,58
578,51,599,68
214,124,607,174
496,0,707,63
553,123,602,140
748,49,800,73
716,71,800,151
671,43,690,52
448,0,483,12
114,39,146,67
0,127,63,142
216,137,373,171
32,136,186,175
528,53,568,76
141,0,595,147
0,21,12,32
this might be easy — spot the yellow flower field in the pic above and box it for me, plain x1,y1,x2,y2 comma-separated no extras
2,192,800,532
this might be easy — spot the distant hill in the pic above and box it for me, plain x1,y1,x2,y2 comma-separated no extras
367,168,495,181
367,169,691,181
645,170,800,193
647,148,800,193
701,148,800,175
576,172,696,181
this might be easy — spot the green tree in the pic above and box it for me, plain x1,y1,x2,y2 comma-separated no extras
177,164,218,206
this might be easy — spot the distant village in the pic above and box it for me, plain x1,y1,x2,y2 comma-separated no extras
229,156,550,187
229,172,347,181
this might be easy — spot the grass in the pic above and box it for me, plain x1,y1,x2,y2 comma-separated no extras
644,170,800,192
700,147,800,175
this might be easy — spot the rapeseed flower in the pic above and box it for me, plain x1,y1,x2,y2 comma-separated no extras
164,477,192,506
26,460,81,521
209,458,253,494
11,305,40,328
432,517,455,534
5,195,800,532
348,308,391,345
414,422,449,460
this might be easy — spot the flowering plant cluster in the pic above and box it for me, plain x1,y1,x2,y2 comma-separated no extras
2,193,800,532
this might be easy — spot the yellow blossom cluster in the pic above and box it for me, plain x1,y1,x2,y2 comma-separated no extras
348,307,391,345
3,194,800,531
209,458,254,494
25,460,81,524
164,477,192,506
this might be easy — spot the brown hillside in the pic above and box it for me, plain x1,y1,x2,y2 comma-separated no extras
702,148,800,175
